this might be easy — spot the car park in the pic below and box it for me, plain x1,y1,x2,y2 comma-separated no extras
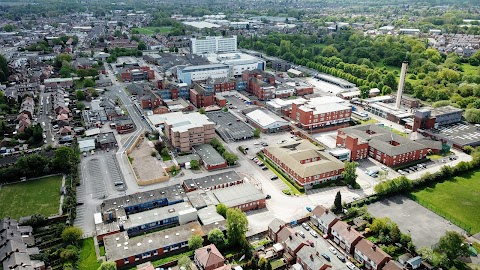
328,247,337,255
302,223,310,231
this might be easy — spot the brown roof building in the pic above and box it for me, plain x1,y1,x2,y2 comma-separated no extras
330,221,363,254
353,239,391,270
194,244,225,270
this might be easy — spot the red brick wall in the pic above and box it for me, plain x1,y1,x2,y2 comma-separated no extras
234,198,266,212
153,107,168,114
121,73,131,82
295,86,314,96
205,162,228,171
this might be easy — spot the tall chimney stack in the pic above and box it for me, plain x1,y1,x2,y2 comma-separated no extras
396,61,409,109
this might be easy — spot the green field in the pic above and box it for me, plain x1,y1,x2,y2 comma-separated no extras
79,238,101,270
462,63,479,76
410,171,480,234
132,27,172,35
0,175,62,219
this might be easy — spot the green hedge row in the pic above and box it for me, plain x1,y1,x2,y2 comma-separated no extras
258,152,305,192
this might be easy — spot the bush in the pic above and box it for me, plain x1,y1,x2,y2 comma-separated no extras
282,189,291,195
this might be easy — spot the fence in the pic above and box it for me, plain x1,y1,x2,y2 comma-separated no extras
408,195,472,235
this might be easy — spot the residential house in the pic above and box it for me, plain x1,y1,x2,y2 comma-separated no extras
330,221,363,254
268,218,288,243
296,246,332,270
19,97,35,118
194,244,225,270
353,239,390,270
283,233,307,264
115,118,136,134
310,206,339,235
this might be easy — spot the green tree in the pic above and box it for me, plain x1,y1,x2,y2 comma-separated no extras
436,231,470,263
76,90,85,101
76,101,86,110
190,159,199,170
98,261,117,270
199,108,206,114
253,128,261,138
161,147,169,158
383,72,397,89
61,227,83,245
321,45,339,57
0,54,9,82
60,245,78,262
207,228,226,247
178,255,192,270
138,42,147,50
333,191,342,213
188,235,204,250
464,109,480,123
216,203,227,217
84,78,95,88
223,152,238,166
359,86,370,99
3,24,14,32
226,208,248,246
342,161,358,188
53,147,78,173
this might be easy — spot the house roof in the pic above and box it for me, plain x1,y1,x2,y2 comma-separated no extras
383,260,403,270
277,226,295,243
296,246,331,270
312,206,339,227
354,239,390,266
268,218,286,234
264,140,344,178
195,244,224,269
331,221,362,244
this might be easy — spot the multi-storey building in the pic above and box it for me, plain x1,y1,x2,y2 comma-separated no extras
290,96,351,132
263,140,345,189
190,83,215,108
163,112,215,152
177,64,230,85
412,105,463,131
120,67,155,82
190,36,237,54
336,124,439,167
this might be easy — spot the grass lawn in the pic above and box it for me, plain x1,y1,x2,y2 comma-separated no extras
462,63,479,76
271,259,286,269
79,238,101,270
132,27,172,35
410,170,480,234
0,175,62,219
360,118,379,125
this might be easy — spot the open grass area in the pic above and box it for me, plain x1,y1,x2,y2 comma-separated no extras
360,118,379,125
79,238,101,270
462,63,479,76
132,27,172,35
0,175,62,219
410,170,480,234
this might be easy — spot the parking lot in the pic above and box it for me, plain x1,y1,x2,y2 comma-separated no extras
368,195,466,248
206,111,254,142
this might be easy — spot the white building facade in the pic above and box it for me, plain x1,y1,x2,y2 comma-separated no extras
191,36,237,54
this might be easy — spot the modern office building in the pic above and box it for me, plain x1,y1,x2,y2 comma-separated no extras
177,64,230,85
190,36,237,54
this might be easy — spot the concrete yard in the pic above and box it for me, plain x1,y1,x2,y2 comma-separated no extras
129,138,168,181
367,195,465,248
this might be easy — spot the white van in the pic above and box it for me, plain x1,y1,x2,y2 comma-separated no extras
346,262,359,270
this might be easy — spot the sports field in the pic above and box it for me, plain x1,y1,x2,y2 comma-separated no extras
132,27,172,35
410,170,480,234
0,175,62,219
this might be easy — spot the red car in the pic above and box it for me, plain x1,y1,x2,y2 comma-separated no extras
306,239,314,246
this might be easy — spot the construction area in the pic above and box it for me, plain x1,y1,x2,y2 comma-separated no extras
128,137,170,185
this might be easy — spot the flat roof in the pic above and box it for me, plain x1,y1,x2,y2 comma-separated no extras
431,105,463,117
368,102,413,118
44,78,73,83
104,221,204,262
314,73,355,87
212,183,264,208
197,205,225,225
425,122,480,147
183,21,222,29
246,109,288,128
206,111,254,142
101,184,185,212
163,112,214,133
266,98,307,109
181,63,229,71
126,202,193,229
193,144,226,166
183,170,242,191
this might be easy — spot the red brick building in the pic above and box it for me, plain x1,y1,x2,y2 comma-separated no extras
242,70,276,100
212,79,236,93
295,85,314,96
212,183,266,212
290,97,351,132
336,124,437,167
140,94,162,110
120,67,155,82
190,84,215,108
263,140,345,188
115,118,136,134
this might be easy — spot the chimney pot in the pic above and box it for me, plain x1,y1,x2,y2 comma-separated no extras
372,245,376,251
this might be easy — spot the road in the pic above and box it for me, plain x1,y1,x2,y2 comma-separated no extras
38,90,56,145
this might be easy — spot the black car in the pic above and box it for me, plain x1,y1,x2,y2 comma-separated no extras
270,175,278,180
321,253,331,261
262,166,268,170
337,254,346,262
265,195,271,199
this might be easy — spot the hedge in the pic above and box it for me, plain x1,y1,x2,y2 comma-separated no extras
258,152,305,193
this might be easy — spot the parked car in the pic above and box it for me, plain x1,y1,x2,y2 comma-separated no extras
296,230,305,238
329,247,337,255
337,254,346,262
261,166,268,170
310,231,318,238
381,166,388,171
302,223,310,231
398,170,405,175
306,239,314,246
265,195,271,199
270,175,278,180
321,253,331,261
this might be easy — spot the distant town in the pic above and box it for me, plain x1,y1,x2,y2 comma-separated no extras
0,1,479,270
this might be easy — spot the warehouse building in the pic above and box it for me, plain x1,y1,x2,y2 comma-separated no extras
245,109,289,133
